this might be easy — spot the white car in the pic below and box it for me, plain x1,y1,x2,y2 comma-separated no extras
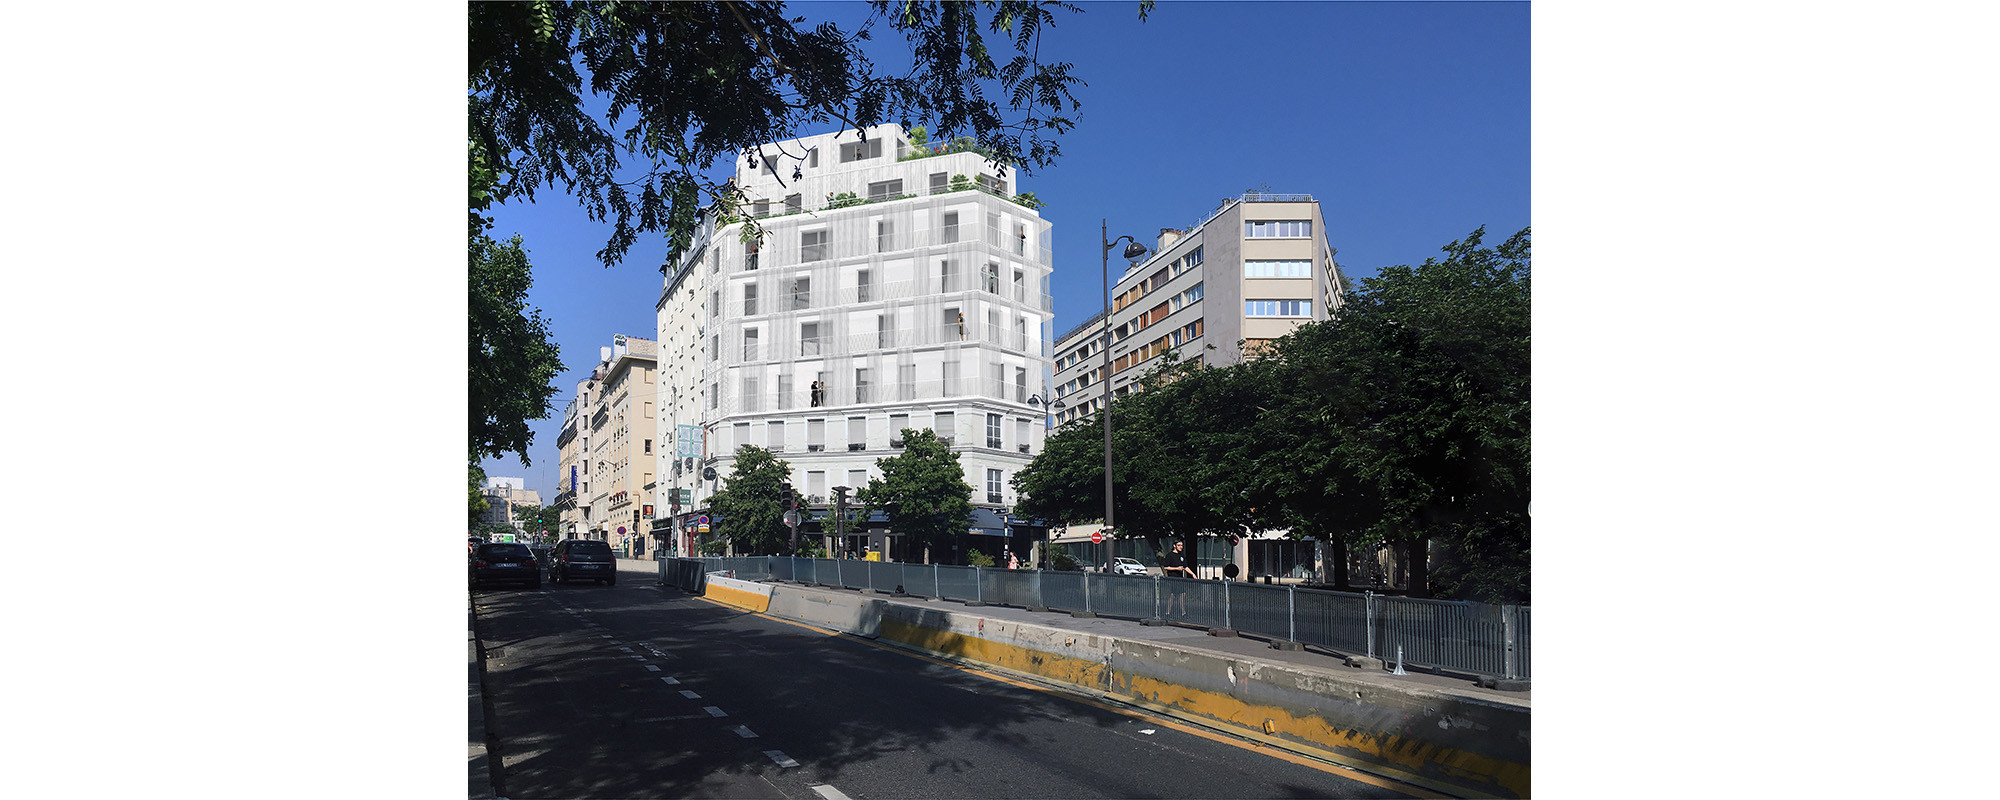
1110,557,1149,576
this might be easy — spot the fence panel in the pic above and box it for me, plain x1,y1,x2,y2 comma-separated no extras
1038,571,1087,612
935,564,980,602
1087,572,1159,620
1159,576,1227,629
1289,588,1372,654
1378,596,1507,677
1518,606,1531,679
1225,581,1294,640
981,568,1040,607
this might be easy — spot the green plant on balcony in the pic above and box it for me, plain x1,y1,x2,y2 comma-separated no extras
949,173,972,191
909,125,928,148
1012,191,1044,210
826,191,863,209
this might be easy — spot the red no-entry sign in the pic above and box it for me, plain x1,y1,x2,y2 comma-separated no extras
1091,530,1104,543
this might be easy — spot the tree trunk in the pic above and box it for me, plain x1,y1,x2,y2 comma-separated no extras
1330,534,1350,590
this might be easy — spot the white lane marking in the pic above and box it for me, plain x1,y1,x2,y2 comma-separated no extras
645,665,661,672
732,725,759,739
764,750,800,769
599,635,613,639
619,647,634,652
703,706,727,717
1140,729,1156,735
635,714,713,723
660,677,680,685
809,785,853,800
680,690,701,699
631,655,648,661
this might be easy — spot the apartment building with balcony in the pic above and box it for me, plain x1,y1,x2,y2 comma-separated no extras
656,124,1054,560
1048,193,1342,579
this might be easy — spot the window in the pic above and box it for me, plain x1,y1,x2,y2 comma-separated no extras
986,469,1003,505
778,374,793,410
801,230,828,262
934,411,954,444
784,194,802,213
856,269,872,302
1185,245,1204,268
1244,299,1312,317
855,368,871,403
945,307,963,339
743,328,759,360
1244,220,1312,238
745,239,760,271
800,322,820,356
986,414,1002,448
791,275,810,309
1015,367,1027,402
839,138,882,162
1015,418,1030,451
742,376,759,411
808,418,826,450
1246,260,1312,278
808,470,826,498
644,439,652,454
743,284,758,316
866,179,903,200
942,212,959,244
768,421,784,451
875,220,894,252
942,362,959,395
848,469,867,490
982,262,1000,294
1013,269,1026,302
898,364,915,400
735,422,751,448
930,172,948,194
890,413,909,446
712,289,722,319
847,416,866,450
1014,224,1027,256
878,314,893,348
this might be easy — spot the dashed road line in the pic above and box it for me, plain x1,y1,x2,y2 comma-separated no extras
731,725,759,739
703,706,727,717
763,750,799,769
645,665,662,672
660,677,680,685
809,785,853,800
680,690,702,699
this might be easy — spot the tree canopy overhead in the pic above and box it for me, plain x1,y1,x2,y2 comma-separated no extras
470,0,1152,267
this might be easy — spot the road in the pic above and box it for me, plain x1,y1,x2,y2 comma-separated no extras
472,562,1429,799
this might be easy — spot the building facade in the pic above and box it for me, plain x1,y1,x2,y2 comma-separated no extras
583,335,659,555
1049,193,1343,579
656,124,1055,560
552,378,590,539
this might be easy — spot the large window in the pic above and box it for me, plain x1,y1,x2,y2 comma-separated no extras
839,138,883,162
800,322,821,356
742,328,760,360
986,469,1003,504
941,212,959,244
1246,260,1312,278
1244,299,1312,318
791,275,810,309
800,229,828,262
986,413,1002,448
1244,220,1312,238
743,284,758,316
867,179,903,200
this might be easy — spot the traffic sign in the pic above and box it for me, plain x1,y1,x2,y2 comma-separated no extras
784,510,801,527
1091,530,1104,544
697,515,710,525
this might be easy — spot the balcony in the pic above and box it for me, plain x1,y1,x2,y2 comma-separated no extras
847,443,865,451
1018,444,1030,454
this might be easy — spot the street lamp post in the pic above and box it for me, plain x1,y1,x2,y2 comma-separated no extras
1101,220,1149,546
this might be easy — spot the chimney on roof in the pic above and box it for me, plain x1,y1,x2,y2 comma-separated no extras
1158,228,1184,252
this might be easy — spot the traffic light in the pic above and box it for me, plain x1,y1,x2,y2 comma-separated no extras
780,481,794,509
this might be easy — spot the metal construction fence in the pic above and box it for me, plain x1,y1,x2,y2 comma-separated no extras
691,557,1529,680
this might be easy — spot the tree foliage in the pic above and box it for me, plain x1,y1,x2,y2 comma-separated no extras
469,232,563,464
708,445,795,555
512,503,564,541
856,427,975,563
1012,228,1530,601
469,0,1151,268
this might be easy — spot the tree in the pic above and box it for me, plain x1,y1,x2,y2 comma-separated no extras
708,445,796,555
470,0,1153,268
857,428,974,563
512,503,563,542
470,463,491,528
469,232,562,464
1257,227,1531,601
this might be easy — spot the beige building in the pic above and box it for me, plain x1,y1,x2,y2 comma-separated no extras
479,477,542,537
585,335,660,556
553,378,592,539
1049,192,1342,579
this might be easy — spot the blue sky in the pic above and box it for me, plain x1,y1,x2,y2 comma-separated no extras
479,1,1531,500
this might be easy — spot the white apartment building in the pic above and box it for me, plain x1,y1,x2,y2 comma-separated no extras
1049,193,1342,579
656,124,1054,560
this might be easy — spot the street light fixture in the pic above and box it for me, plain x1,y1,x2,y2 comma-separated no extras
1101,220,1149,546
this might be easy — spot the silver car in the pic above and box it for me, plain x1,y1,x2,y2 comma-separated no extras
1110,557,1149,576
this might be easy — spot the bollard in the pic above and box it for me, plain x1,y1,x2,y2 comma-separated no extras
935,564,942,600
1288,585,1296,642
1365,591,1377,660
1392,645,1407,675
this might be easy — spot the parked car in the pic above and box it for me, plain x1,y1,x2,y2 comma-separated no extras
470,542,541,589
1110,557,1149,576
550,539,617,586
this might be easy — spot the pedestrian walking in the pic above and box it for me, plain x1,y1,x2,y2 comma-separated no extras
1007,552,1020,570
1161,540,1195,616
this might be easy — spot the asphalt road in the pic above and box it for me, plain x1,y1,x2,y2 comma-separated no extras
472,563,1428,799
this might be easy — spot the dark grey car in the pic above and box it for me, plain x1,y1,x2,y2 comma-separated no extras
470,542,541,590
550,539,617,586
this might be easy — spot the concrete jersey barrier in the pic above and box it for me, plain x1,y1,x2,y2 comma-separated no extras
719,580,1528,799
